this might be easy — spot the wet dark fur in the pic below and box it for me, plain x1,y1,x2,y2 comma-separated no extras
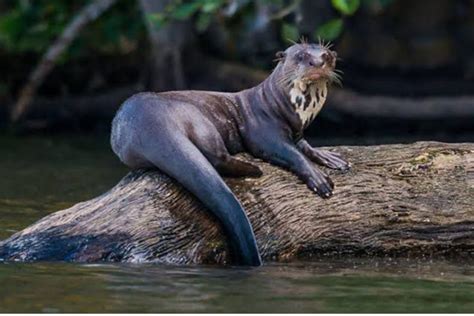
110,43,350,266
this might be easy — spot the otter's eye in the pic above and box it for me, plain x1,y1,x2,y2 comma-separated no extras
295,52,305,63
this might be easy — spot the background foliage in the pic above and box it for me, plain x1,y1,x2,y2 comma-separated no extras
0,0,395,59
0,0,144,57
1,0,472,121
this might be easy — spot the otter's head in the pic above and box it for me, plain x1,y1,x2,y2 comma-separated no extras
275,42,339,86
274,42,340,128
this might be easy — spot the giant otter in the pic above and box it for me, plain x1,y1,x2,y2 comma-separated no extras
110,42,350,266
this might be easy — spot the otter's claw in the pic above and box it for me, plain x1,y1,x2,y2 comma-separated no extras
310,149,351,172
307,169,334,198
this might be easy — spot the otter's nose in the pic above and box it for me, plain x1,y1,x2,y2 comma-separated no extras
308,59,324,67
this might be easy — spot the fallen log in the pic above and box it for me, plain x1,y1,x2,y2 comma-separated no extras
0,141,473,264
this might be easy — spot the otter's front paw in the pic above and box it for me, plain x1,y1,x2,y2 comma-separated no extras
306,168,334,198
311,149,351,172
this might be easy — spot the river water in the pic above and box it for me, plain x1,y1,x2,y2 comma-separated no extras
0,135,473,312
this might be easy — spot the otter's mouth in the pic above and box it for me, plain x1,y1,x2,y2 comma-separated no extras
301,66,335,84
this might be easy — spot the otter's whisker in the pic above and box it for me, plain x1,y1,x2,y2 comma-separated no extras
275,75,292,87
276,78,294,89
331,71,342,81
330,74,342,87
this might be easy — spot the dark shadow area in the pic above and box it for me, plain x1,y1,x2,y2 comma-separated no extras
0,0,472,145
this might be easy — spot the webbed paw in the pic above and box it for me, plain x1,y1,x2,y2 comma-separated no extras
306,168,334,198
311,149,351,172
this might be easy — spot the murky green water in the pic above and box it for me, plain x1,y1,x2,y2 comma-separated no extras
0,135,473,313
0,134,126,241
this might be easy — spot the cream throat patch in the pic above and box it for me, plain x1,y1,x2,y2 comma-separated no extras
289,79,328,128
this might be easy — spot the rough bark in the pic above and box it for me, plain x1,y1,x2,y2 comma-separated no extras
0,142,473,264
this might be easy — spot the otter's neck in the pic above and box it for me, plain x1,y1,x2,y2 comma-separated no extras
239,66,301,132
239,64,328,134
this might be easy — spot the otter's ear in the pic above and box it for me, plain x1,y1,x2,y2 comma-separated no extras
275,51,286,61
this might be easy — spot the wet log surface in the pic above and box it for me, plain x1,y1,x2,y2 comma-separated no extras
1,142,473,264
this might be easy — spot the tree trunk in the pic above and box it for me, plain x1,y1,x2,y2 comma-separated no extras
138,0,192,91
0,142,473,264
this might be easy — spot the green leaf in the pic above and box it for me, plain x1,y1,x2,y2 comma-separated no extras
196,12,212,32
172,2,200,20
201,0,223,13
0,10,23,46
148,13,167,29
281,23,299,42
331,0,360,15
315,18,343,41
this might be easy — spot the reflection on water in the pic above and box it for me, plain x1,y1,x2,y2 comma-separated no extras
0,135,473,312
1,260,474,313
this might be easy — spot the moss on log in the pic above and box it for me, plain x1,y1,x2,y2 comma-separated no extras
0,142,473,264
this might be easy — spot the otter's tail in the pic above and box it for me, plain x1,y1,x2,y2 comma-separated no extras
140,135,262,266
